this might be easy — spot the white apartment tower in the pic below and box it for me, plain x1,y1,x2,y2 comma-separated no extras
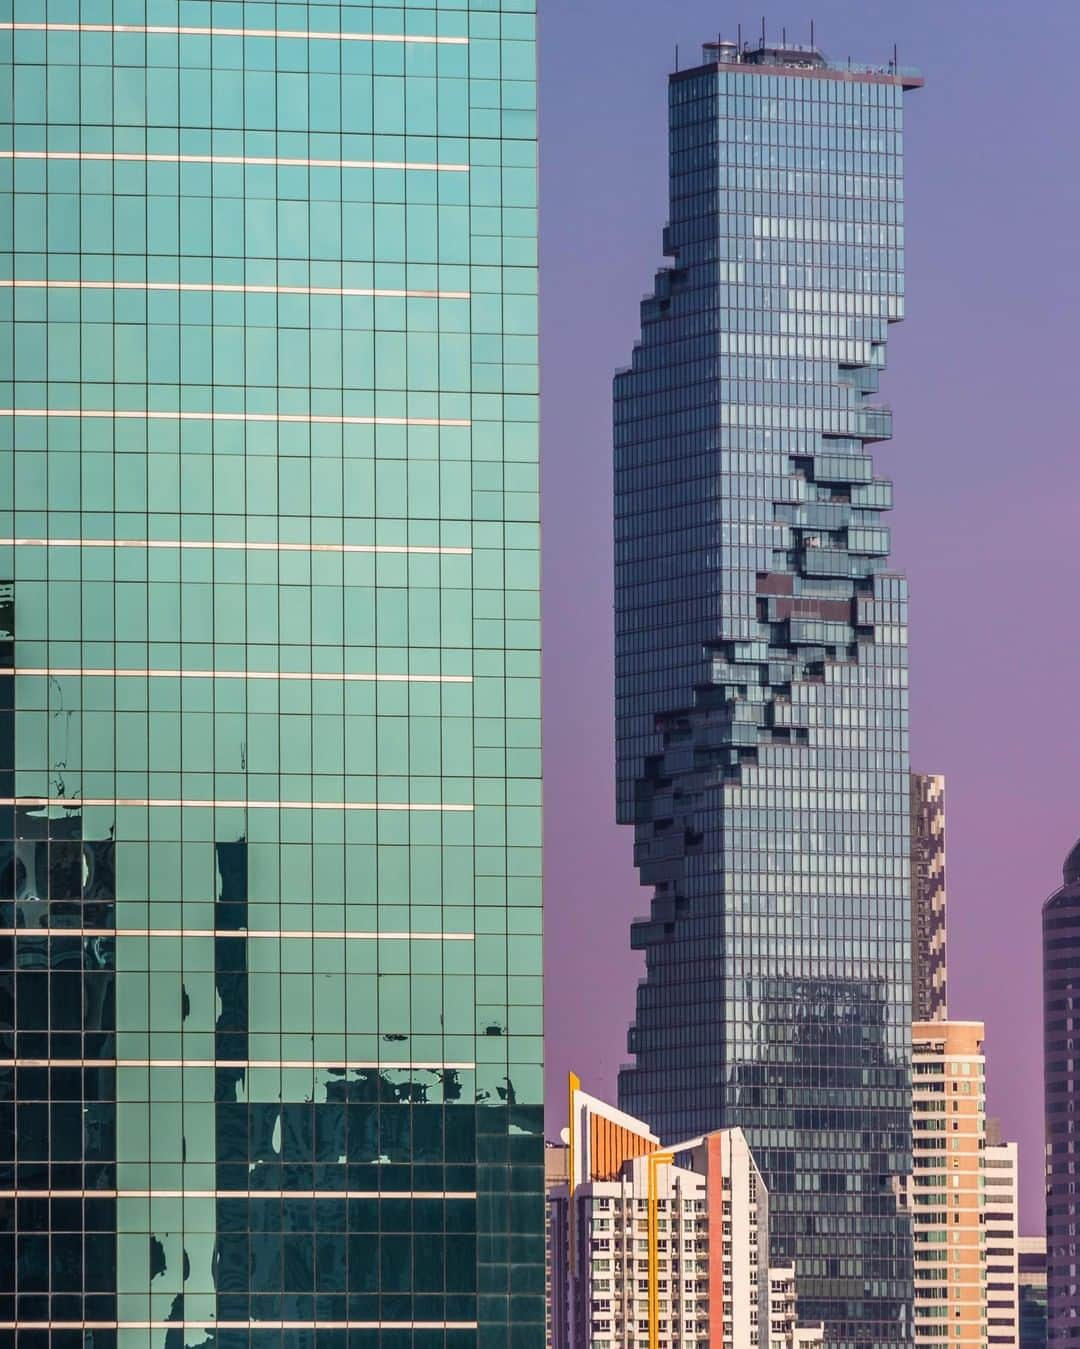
548,1079,822,1349
985,1127,1020,1348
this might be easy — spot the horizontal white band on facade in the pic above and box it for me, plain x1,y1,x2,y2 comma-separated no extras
0,538,471,555
0,1189,475,1200
0,796,472,812
0,278,470,300
1,150,468,173
0,928,475,941
5,1059,475,1070
0,1324,479,1333
0,408,470,427
0,21,469,46
4,667,472,684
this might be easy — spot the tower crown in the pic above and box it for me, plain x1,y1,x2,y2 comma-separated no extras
1065,837,1080,886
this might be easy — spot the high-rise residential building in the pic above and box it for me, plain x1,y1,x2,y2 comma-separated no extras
910,1021,987,1348
1043,839,1080,1345
985,1124,1020,1348
0,2,542,1344
911,771,948,1020
613,32,921,1347
548,1080,822,1349
1018,1237,1048,1349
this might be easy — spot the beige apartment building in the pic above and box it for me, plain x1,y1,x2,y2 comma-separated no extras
911,1021,988,1347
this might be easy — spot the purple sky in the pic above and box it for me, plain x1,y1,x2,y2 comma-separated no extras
539,0,1080,1235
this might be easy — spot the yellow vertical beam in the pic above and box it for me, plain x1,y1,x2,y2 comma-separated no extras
568,1071,581,1195
567,1069,581,1342
647,1151,673,1349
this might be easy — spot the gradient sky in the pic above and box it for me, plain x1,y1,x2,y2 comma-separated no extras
539,0,1080,1235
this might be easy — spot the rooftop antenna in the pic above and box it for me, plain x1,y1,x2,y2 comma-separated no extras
810,19,816,49
782,26,787,47
761,16,766,47
737,22,743,54
674,43,679,72
893,42,899,70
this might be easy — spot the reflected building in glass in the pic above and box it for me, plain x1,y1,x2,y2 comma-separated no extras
614,35,921,1348
0,1,542,1345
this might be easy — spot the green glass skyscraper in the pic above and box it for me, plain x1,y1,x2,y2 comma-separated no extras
0,3,542,1346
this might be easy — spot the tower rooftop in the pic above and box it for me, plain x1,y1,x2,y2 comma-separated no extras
689,38,923,89
1065,837,1080,887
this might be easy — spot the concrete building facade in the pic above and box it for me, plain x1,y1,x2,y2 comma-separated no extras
911,772,948,1020
911,1021,987,1348
984,1129,1020,1348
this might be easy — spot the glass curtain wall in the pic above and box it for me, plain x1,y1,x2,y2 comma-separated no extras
614,45,919,1349
0,1,542,1346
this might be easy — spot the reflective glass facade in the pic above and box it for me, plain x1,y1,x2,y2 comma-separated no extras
614,43,920,1348
0,2,542,1346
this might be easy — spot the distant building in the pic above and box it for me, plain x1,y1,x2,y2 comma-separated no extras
1018,1237,1048,1349
911,772,948,1019
548,1079,822,1349
911,1022,987,1347
1043,838,1080,1344
985,1125,1020,1347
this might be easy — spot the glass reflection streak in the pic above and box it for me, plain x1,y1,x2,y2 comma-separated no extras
0,2,542,1347
614,40,921,1349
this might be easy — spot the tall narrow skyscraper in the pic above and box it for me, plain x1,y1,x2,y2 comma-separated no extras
1043,838,1080,1346
911,771,947,1020
614,34,921,1347
0,3,542,1344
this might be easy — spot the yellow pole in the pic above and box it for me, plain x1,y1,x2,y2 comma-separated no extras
568,1071,581,1196
647,1152,674,1349
567,1070,581,1345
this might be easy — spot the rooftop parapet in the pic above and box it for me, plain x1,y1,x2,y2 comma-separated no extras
694,37,923,88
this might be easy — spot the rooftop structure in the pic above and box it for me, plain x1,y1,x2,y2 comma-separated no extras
695,35,923,86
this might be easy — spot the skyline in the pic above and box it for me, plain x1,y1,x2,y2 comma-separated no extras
1,0,1077,1334
540,0,1080,1238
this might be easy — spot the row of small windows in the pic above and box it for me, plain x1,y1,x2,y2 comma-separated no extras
674,182,900,226
672,117,900,157
675,148,901,188
676,154,901,196
631,304,892,346
672,76,904,115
